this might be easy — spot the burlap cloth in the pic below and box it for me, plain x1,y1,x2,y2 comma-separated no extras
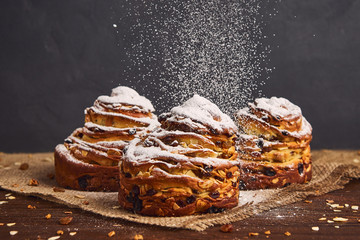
0,150,359,231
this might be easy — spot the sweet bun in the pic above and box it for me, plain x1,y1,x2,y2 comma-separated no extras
54,86,159,191
236,97,312,189
118,95,240,216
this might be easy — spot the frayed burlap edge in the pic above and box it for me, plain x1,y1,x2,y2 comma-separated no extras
0,150,359,231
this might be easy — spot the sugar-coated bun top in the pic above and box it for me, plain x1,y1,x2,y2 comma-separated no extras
97,86,155,112
168,94,237,133
252,97,302,121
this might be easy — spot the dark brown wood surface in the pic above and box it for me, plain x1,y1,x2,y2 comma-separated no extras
0,178,359,240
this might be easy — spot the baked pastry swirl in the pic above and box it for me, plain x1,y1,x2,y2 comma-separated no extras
54,86,159,191
118,95,240,216
236,97,312,189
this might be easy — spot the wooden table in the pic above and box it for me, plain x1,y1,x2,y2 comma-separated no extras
0,178,359,240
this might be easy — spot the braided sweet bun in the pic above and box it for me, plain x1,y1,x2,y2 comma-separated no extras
118,95,240,216
236,97,312,189
54,86,159,191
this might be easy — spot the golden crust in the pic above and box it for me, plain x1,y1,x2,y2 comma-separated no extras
237,135,311,163
238,157,312,190
118,131,240,216
119,160,240,216
85,107,150,128
54,144,119,191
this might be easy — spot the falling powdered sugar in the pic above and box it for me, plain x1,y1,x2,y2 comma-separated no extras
114,0,272,115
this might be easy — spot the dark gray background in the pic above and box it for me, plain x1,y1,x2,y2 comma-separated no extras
1,0,359,152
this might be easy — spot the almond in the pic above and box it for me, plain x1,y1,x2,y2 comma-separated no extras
220,224,233,233
28,179,39,186
108,231,115,237
19,163,29,170
59,216,73,225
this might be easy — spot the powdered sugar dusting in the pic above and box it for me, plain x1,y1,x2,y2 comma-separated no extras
125,138,236,169
169,95,237,132
294,116,312,139
236,103,312,139
98,86,155,112
254,97,302,121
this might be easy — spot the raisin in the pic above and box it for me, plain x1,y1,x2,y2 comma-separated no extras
186,195,196,204
126,190,142,213
204,165,213,173
158,113,169,122
176,200,185,208
78,175,92,189
192,189,199,194
124,173,132,178
158,115,165,122
128,129,137,135
170,140,179,146
207,206,216,213
78,133,84,138
133,197,143,213
207,206,225,213
226,172,233,178
125,194,133,203
282,131,289,136
298,163,304,175
257,138,264,149
131,185,140,196
232,182,237,187
239,180,246,190
122,147,128,155
276,115,281,120
264,168,276,176
145,189,157,196
283,183,291,188
210,128,219,135
262,116,269,122
64,138,72,144
210,191,220,199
